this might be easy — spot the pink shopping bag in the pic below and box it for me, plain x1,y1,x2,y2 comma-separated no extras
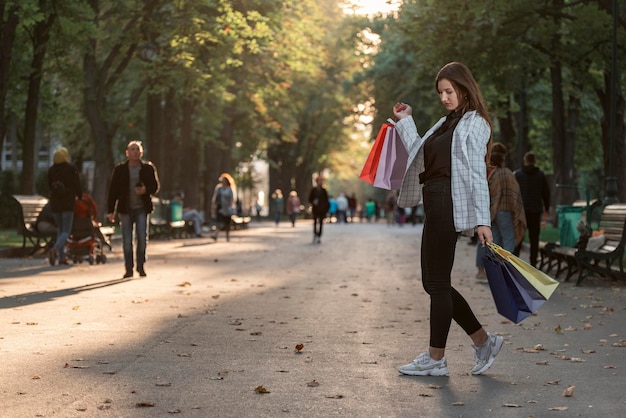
373,125,408,190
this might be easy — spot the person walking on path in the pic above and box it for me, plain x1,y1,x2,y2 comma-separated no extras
475,145,526,282
348,193,357,222
47,147,82,266
514,151,550,267
392,62,503,377
271,189,284,226
286,190,301,227
107,141,160,278
211,175,235,242
335,192,349,223
308,176,330,243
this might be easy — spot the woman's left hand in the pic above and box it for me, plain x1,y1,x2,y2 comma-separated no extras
476,225,493,246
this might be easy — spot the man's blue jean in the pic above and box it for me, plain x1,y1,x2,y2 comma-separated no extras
476,210,515,268
52,211,74,262
120,208,148,272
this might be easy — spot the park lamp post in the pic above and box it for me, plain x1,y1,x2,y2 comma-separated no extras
604,0,619,205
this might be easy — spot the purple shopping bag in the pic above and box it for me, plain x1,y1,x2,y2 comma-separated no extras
373,125,408,190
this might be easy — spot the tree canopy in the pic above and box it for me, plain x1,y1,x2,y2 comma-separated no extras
1,0,625,219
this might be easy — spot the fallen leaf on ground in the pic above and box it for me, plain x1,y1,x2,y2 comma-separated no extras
418,393,433,397
136,402,155,407
156,382,172,386
562,385,575,397
502,403,521,408
548,406,568,411
428,384,443,389
178,281,191,287
536,360,549,365
307,380,320,387
255,385,270,394
295,343,304,352
554,325,563,334
452,401,464,406
72,306,80,310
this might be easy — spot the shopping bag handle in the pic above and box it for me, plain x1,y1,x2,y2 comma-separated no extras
485,241,511,262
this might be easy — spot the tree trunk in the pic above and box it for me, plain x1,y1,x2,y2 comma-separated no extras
146,91,164,177
83,39,114,221
158,86,179,198
549,58,576,207
179,97,201,208
21,7,56,194
0,4,19,162
598,69,626,203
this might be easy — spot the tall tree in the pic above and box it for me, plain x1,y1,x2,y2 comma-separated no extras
82,0,158,218
20,0,57,194
0,1,20,162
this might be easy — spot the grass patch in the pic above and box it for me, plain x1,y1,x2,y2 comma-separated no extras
0,229,24,248
538,225,559,243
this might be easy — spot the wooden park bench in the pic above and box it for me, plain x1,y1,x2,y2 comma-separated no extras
538,199,600,272
12,194,56,254
573,203,626,285
543,203,626,286
149,197,187,239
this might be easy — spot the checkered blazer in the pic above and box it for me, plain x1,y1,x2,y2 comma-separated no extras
395,110,491,232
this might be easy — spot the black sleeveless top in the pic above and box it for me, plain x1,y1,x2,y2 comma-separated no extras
419,111,462,184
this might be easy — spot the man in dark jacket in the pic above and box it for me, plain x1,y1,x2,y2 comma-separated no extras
308,175,330,244
107,141,160,278
514,152,550,267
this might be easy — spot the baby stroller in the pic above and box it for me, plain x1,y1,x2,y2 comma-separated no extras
65,193,109,265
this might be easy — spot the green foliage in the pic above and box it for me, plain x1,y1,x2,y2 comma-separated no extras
2,0,624,209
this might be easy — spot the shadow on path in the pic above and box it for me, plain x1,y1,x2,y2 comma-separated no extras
0,277,132,309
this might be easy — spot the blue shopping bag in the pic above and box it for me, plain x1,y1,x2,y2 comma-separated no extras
482,246,549,324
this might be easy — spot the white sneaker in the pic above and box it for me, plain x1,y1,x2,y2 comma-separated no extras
471,332,503,375
397,352,449,376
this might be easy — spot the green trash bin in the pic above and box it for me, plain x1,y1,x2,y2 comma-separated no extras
556,205,584,247
169,200,183,222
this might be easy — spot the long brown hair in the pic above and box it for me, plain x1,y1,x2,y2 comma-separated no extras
435,62,492,162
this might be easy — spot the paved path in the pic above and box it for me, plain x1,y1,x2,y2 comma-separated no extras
1,221,625,417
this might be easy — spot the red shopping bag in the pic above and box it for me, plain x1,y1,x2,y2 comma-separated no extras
359,123,391,184
373,125,408,190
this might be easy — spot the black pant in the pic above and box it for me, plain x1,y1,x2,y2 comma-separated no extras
515,211,541,267
313,216,324,237
421,178,482,348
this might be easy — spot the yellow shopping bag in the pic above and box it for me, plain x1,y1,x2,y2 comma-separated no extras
486,242,559,300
